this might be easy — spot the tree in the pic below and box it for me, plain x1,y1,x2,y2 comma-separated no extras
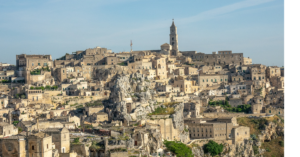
219,100,223,105
74,138,80,143
21,95,26,99
204,140,223,156
163,140,193,157
225,100,229,106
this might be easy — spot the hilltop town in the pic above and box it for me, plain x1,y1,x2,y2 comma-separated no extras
0,21,284,157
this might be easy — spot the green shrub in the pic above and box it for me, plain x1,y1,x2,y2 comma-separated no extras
203,140,223,156
163,140,193,157
74,138,80,143
279,141,284,147
252,145,259,155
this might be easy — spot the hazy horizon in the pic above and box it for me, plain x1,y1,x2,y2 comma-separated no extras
0,0,284,67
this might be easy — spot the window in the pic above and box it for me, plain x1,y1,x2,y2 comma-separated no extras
32,63,34,66
269,110,271,113
245,132,247,135
44,63,47,66
38,63,40,66
32,146,34,150
47,144,48,149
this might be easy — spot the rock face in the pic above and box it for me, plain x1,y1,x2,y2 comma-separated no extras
109,75,132,103
134,128,163,154
170,102,190,143
260,122,280,142
126,138,134,149
191,139,265,157
105,73,155,122
170,102,184,131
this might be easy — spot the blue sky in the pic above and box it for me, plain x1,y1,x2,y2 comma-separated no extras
0,0,283,66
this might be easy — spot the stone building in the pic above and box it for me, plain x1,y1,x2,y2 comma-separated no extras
251,103,263,114
44,128,70,154
183,50,243,66
0,95,8,109
198,74,228,88
243,57,252,65
265,106,284,116
231,126,250,145
0,135,27,157
266,66,281,78
16,54,53,72
152,56,168,79
0,122,18,138
28,132,53,157
184,117,238,140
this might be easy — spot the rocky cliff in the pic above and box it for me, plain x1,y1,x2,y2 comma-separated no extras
192,139,265,157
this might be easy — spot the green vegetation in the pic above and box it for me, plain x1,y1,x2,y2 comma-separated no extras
261,136,284,157
12,121,19,126
209,100,251,113
42,66,51,72
89,141,103,151
18,127,22,132
13,80,25,83
163,140,193,157
30,85,58,90
57,55,66,60
203,140,223,157
15,93,26,99
185,62,194,66
117,135,130,141
30,69,41,75
85,100,103,107
73,138,80,143
225,104,251,113
252,145,259,155
30,67,51,75
75,104,84,109
118,62,128,66
147,102,179,116
148,106,175,116
1,80,11,83
238,116,284,157
85,125,93,129
279,141,284,147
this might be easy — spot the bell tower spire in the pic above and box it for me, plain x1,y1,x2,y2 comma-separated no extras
170,19,178,51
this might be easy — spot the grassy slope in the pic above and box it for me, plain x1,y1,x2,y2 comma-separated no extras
237,115,284,157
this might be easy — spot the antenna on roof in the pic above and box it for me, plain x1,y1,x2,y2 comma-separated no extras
130,40,133,52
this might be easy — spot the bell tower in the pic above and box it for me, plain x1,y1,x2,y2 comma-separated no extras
170,19,178,51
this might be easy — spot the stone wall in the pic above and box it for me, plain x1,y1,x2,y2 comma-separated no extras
109,151,128,157
202,112,267,118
